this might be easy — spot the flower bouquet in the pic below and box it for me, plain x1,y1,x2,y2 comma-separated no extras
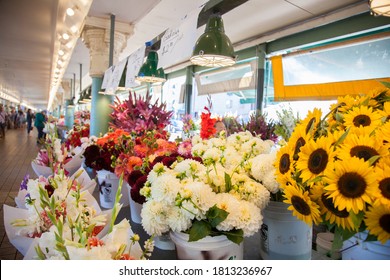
21,173,154,260
4,170,111,256
140,131,274,259
274,85,390,256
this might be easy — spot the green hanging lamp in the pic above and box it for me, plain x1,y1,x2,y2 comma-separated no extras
190,13,235,67
136,50,163,83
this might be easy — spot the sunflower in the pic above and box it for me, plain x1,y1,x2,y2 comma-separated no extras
343,105,383,133
275,144,294,185
339,132,389,165
373,158,390,206
283,181,321,225
311,183,356,231
379,102,390,122
299,108,322,135
364,203,390,244
288,124,309,161
296,136,335,184
324,157,377,213
378,120,390,149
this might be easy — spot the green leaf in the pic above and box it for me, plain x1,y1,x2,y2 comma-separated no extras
35,245,47,260
368,155,381,166
188,220,211,242
206,205,228,228
224,172,232,192
380,81,390,89
333,127,350,147
222,229,244,245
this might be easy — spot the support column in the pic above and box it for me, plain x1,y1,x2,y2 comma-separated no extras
184,66,193,115
256,44,266,112
82,25,129,136
65,100,75,129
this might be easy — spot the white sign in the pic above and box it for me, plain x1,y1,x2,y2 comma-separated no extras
101,66,114,89
157,8,200,69
125,45,146,88
106,58,128,91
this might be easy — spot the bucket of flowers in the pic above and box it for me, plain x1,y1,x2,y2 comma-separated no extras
274,84,390,259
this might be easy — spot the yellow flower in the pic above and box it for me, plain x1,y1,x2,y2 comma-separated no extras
296,136,335,184
324,157,377,213
299,108,322,135
275,144,294,186
364,203,390,244
377,121,390,150
339,131,389,165
283,181,321,225
343,105,383,133
311,183,356,231
373,158,390,206
288,124,310,161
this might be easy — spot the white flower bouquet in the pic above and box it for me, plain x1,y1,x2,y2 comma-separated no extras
141,131,275,244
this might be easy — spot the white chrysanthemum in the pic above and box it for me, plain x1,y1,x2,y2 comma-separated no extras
202,147,222,165
237,179,270,209
214,193,240,232
141,200,170,236
234,201,262,237
191,142,208,157
202,163,226,193
250,153,275,181
227,131,253,147
166,206,192,232
173,159,206,179
147,163,170,184
191,135,203,145
262,172,280,194
223,147,242,169
207,137,226,149
184,181,216,218
150,174,181,203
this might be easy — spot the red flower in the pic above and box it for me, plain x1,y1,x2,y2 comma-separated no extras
200,107,216,139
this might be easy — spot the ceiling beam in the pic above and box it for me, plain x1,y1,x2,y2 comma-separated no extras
85,16,134,35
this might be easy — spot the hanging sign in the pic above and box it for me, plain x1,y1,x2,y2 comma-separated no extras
106,58,128,91
125,44,146,88
157,8,200,69
101,66,114,89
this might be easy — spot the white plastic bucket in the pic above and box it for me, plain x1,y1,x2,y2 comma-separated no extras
342,231,390,260
126,183,142,224
316,232,341,260
170,231,243,260
260,201,312,260
96,170,129,209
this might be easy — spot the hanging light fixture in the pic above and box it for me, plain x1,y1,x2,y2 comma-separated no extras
369,0,390,16
136,50,164,83
67,97,75,108
190,12,235,67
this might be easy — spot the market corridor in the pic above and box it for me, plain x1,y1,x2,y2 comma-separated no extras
0,128,39,260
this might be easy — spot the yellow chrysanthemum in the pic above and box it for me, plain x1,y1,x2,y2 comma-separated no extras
296,136,335,184
311,183,356,231
343,105,383,133
288,124,310,161
364,203,390,244
339,132,389,165
373,159,390,206
275,145,294,186
283,181,321,225
324,157,377,213
299,108,322,135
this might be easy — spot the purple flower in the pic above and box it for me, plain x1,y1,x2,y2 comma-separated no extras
20,174,30,190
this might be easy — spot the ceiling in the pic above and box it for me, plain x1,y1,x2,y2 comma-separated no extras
0,0,370,111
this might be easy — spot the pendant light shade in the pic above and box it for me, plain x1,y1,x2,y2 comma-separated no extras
136,50,165,83
67,97,75,108
369,0,390,17
190,13,235,67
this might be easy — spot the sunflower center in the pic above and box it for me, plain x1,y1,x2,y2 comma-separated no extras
308,148,329,174
294,137,306,160
350,145,379,162
321,194,349,218
291,195,311,216
305,118,316,134
353,115,371,127
337,172,366,198
379,214,390,234
279,153,290,174
379,178,390,200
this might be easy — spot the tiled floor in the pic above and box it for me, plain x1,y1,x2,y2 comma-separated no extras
0,127,40,260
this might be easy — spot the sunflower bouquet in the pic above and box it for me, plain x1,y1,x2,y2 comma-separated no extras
275,85,390,249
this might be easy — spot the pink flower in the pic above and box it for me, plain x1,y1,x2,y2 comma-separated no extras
178,139,192,157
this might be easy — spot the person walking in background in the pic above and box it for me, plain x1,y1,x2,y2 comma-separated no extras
34,110,46,143
26,109,34,136
0,104,6,139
